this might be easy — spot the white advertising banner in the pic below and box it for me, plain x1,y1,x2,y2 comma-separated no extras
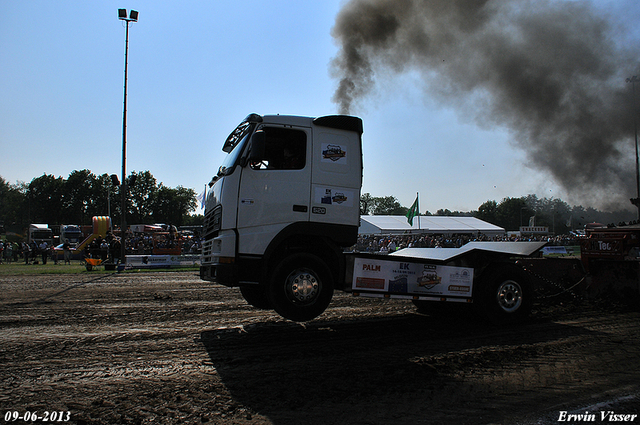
126,255,200,269
352,257,474,298
520,226,549,234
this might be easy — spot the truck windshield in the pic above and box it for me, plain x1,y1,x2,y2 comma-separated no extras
218,123,254,176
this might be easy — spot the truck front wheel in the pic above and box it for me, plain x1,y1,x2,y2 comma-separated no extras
267,253,334,322
240,285,272,309
479,265,533,324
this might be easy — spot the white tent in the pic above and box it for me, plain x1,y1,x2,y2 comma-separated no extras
358,215,505,237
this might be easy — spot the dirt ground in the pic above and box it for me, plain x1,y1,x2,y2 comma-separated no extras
0,270,639,425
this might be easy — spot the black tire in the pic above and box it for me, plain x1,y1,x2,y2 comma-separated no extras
412,299,473,318
267,253,334,322
239,285,272,309
412,299,432,314
478,264,533,324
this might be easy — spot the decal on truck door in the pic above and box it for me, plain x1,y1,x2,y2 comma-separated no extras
321,143,347,164
315,188,354,207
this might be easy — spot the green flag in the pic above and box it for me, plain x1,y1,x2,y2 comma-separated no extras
406,194,419,226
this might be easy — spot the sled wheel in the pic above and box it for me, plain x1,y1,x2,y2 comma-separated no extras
479,264,533,324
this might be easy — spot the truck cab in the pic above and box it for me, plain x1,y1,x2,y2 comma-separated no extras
200,113,363,321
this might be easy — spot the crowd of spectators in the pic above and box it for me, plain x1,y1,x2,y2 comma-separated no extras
84,231,203,262
0,229,584,264
349,233,583,253
0,231,203,265
119,232,202,256
0,240,49,264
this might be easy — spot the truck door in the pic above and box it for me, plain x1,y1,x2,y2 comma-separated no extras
236,125,311,254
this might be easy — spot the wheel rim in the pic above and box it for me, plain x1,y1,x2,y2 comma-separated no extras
285,268,321,305
496,279,523,313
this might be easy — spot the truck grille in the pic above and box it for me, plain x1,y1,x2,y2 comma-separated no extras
203,205,222,241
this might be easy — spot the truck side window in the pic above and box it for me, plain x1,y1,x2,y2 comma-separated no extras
250,127,306,170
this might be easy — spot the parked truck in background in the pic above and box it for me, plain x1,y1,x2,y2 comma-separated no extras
60,225,83,246
200,114,546,322
27,224,54,246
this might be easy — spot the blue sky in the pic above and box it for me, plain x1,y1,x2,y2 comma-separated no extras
1,0,639,215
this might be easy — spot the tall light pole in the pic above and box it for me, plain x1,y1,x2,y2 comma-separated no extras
118,8,138,266
109,174,120,233
626,75,640,220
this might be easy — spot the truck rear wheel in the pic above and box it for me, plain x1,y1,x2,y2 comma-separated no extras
478,264,533,324
267,253,334,322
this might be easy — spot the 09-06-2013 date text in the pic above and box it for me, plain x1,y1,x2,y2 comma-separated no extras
4,411,71,422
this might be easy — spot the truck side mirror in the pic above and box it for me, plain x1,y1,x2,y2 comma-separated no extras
249,131,266,161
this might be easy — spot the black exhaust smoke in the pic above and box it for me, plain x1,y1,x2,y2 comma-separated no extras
331,0,640,210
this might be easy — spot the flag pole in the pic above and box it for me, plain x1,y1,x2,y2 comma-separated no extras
417,192,420,231
406,192,420,230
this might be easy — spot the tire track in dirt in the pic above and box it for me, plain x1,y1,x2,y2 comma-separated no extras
199,306,639,424
0,271,638,424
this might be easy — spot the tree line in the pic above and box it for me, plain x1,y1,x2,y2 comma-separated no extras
0,170,201,233
1,171,636,236
360,193,637,234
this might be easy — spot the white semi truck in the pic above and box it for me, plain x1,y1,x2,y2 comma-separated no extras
60,224,83,246
200,114,546,322
27,224,54,246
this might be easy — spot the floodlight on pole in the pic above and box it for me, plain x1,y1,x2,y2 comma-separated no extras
118,8,138,268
